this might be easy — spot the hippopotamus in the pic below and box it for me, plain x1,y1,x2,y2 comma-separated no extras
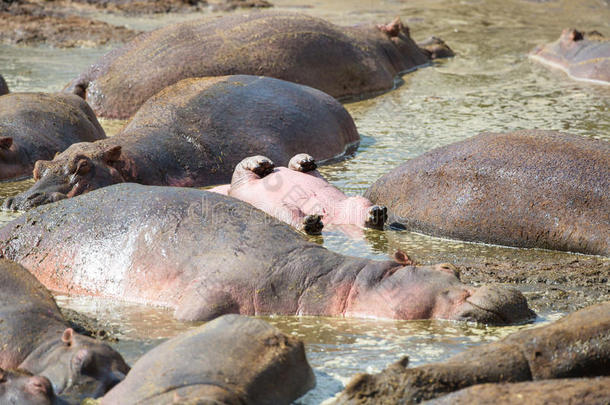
0,92,106,182
0,74,8,95
425,377,610,405
64,12,451,118
217,154,387,234
0,183,534,325
336,301,610,404
0,259,130,398
4,75,359,211
102,315,314,404
365,130,610,256
530,29,610,85
0,368,58,405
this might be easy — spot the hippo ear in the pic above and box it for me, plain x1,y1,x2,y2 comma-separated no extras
102,146,122,164
0,137,12,149
33,160,49,180
61,328,74,346
393,250,414,266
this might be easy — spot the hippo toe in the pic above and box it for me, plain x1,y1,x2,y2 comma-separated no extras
240,155,276,178
364,205,388,230
288,153,317,173
302,214,324,235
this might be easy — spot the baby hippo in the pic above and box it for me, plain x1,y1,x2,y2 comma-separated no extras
224,154,387,234
0,368,58,405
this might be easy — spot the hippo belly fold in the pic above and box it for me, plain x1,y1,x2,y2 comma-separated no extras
63,12,449,119
0,183,534,325
365,130,610,256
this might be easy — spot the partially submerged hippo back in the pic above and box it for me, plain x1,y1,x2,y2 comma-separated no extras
336,302,610,404
4,75,359,211
0,74,8,95
530,29,610,84
64,12,438,118
0,183,534,325
0,259,129,398
0,93,106,181
365,130,610,255
102,315,315,404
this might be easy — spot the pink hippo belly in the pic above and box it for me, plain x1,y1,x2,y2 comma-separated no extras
230,167,374,228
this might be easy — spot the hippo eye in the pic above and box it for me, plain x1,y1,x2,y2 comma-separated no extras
75,159,91,176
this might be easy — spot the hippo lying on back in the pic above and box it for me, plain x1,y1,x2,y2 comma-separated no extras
102,315,315,404
64,12,452,118
0,260,129,399
530,29,610,84
0,74,8,95
212,153,387,234
0,183,534,325
4,75,359,211
365,130,610,256
0,93,106,181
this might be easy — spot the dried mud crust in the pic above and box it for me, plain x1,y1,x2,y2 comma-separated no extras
0,0,137,47
60,307,121,342
455,256,610,314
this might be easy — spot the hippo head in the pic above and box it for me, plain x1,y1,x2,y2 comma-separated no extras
20,328,130,399
375,17,434,70
0,368,56,405
345,252,535,325
3,142,124,211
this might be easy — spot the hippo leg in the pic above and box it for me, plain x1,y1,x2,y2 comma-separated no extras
364,205,388,229
288,153,318,173
174,283,241,322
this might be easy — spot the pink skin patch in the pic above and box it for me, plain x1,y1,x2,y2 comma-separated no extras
229,167,376,229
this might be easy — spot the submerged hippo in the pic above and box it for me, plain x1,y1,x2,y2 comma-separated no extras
336,302,610,404
0,368,57,405
64,12,450,118
0,74,8,95
0,93,106,181
0,260,130,398
219,154,387,234
530,29,610,85
365,130,610,256
426,377,610,405
102,315,314,404
0,183,534,325
4,75,358,211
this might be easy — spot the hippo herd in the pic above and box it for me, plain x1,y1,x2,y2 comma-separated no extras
0,7,608,405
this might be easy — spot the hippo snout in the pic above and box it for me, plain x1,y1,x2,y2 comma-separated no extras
2,191,66,211
456,284,536,325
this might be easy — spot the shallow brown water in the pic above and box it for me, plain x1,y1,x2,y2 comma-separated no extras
1,0,609,402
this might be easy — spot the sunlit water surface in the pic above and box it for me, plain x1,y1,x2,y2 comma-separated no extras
1,0,609,402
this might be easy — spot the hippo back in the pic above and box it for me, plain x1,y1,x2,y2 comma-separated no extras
64,12,430,118
0,183,343,310
116,75,360,185
102,315,315,404
0,260,67,368
365,130,610,255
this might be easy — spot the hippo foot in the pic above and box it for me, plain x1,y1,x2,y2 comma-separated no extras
241,156,275,178
365,205,387,229
289,153,317,173
302,214,323,235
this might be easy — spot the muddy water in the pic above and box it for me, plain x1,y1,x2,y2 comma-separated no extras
1,0,609,402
